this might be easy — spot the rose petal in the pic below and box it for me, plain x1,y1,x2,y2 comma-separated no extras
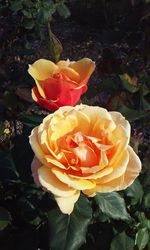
99,150,109,168
55,191,80,214
31,80,46,99
121,146,141,188
42,77,62,100
39,117,72,161
81,165,101,174
42,77,79,101
35,86,86,111
29,59,58,99
38,166,76,197
109,125,129,166
31,86,41,102
44,156,66,169
57,87,84,106
29,127,45,162
69,166,113,179
73,144,98,167
50,112,78,143
82,189,96,197
70,58,95,84
51,167,96,190
97,150,129,184
76,105,115,135
110,111,131,138
38,98,59,110
31,156,42,186
28,59,58,81
57,60,71,68
95,146,141,192
60,67,80,82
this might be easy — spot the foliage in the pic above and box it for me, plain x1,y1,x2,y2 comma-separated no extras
48,195,92,250
0,0,70,63
0,0,70,35
0,0,150,249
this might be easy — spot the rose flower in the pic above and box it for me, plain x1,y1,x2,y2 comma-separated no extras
28,58,95,110
29,105,141,214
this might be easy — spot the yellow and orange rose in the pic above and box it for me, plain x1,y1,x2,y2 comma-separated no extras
29,105,141,214
28,58,95,110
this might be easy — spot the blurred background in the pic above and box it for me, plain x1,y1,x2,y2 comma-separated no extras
0,1,150,249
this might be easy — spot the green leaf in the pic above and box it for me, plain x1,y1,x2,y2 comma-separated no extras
97,210,110,222
10,0,23,12
141,84,150,96
22,10,32,18
120,74,139,93
56,3,71,18
136,212,150,230
143,192,150,209
95,192,130,221
110,232,134,250
118,105,150,121
0,151,19,181
135,228,149,250
48,195,92,250
0,206,12,230
37,1,56,24
125,179,144,205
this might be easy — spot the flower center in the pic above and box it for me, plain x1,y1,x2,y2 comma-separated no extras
53,72,70,81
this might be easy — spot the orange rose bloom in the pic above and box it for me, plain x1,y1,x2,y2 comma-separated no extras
28,58,95,110
29,105,141,214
